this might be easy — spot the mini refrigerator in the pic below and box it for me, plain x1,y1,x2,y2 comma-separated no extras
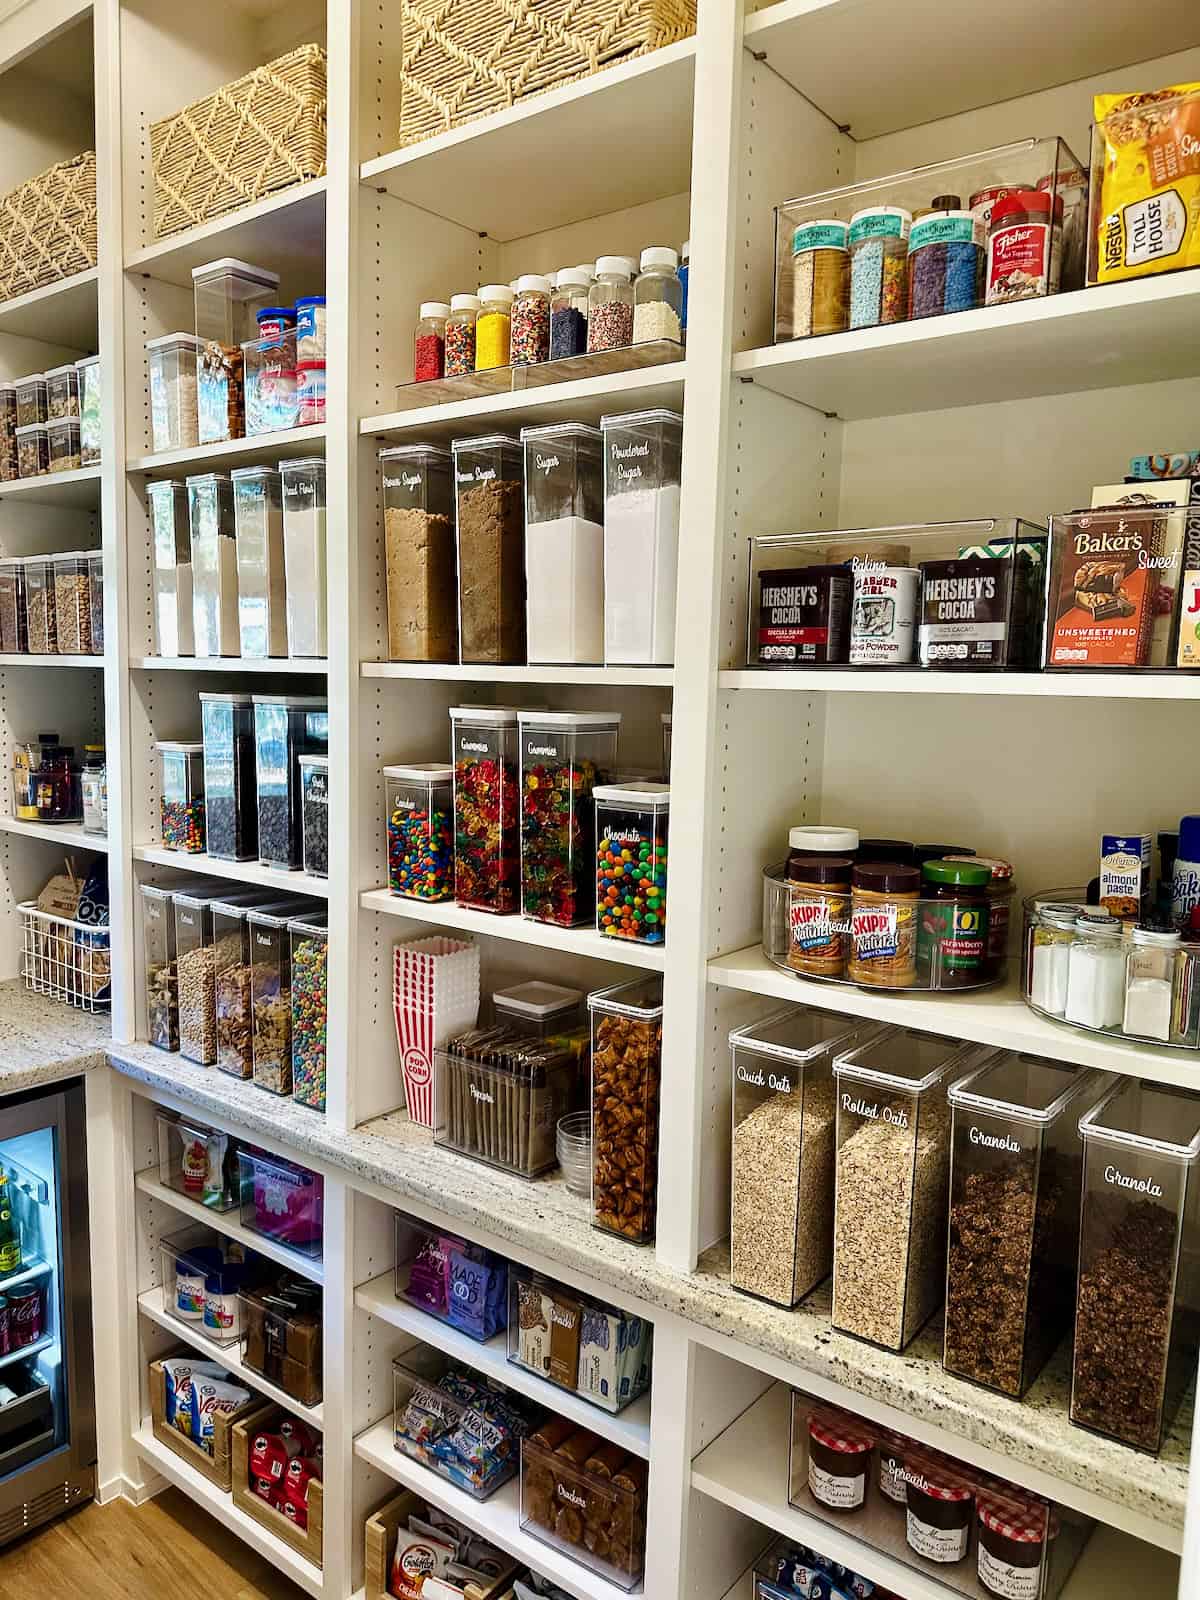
0,1081,96,1545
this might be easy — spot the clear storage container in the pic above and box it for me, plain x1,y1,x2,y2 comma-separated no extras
159,1224,250,1343
633,246,682,345
200,691,256,859
87,552,104,653
730,1008,874,1307
44,363,79,420
231,465,287,657
237,1147,324,1259
157,741,205,852
148,479,194,657
156,1110,238,1210
590,977,663,1244
146,334,201,453
833,1027,974,1351
550,268,589,359
173,889,221,1065
197,340,244,444
601,409,683,664
520,1432,647,1589
414,301,448,381
0,382,15,481
299,754,329,878
141,883,179,1050
521,422,604,665
508,1266,651,1414
193,259,279,345
23,556,56,653
946,1051,1102,1397
380,444,457,663
187,473,239,656
394,1344,537,1499
0,559,27,653
240,1277,323,1405
281,457,327,656
475,284,514,371
1073,1079,1200,1453
290,913,328,1112
451,434,526,664
444,293,478,375
15,422,48,478
81,745,106,835
14,373,47,428
385,763,453,900
434,1025,576,1179
511,276,551,366
450,705,520,914
848,205,912,328
243,330,299,436
493,980,583,1038
394,1212,508,1341
587,257,635,352
77,355,101,465
249,905,299,1094
47,417,81,474
252,694,329,868
53,553,94,654
594,782,668,944
213,895,300,1079
519,711,620,927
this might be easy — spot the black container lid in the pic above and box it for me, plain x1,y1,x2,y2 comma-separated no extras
914,843,974,865
852,861,920,894
857,838,916,866
787,854,855,885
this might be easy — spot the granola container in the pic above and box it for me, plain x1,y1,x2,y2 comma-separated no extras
141,883,180,1051
23,557,56,653
249,904,300,1094
87,552,104,653
53,553,94,654
44,363,80,420
213,895,301,1080
590,977,663,1244
46,417,81,473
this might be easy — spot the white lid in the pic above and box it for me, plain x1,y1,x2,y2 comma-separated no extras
789,825,859,853
14,422,46,436
594,781,670,807
661,711,672,726
199,690,254,704
639,246,678,270
493,981,583,1018
516,274,552,294
681,239,690,258
419,301,450,318
576,263,596,277
555,267,590,290
517,710,622,729
478,284,515,303
450,705,517,726
251,693,328,708
849,204,913,226
156,740,204,753
383,762,453,782
450,293,480,311
75,355,101,369
44,363,79,380
298,753,329,769
595,256,633,280
145,332,203,351
191,257,280,287
15,372,45,384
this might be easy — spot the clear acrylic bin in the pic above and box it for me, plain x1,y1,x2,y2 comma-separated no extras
243,329,299,436
156,1110,238,1210
141,883,179,1051
187,473,239,656
200,691,257,860
148,480,194,657
299,755,329,877
290,914,328,1112
240,1278,323,1405
47,417,81,473
945,1051,1103,1397
44,363,79,421
508,1267,651,1414
590,977,663,1244
238,1147,324,1259
729,1007,876,1307
231,465,287,657
519,711,620,927
175,886,272,1066
52,553,94,654
380,444,457,663
434,1026,576,1177
194,257,278,345
87,552,104,653
1073,1080,1200,1453
250,905,300,1095
452,434,526,664
77,355,101,465
393,1344,537,1500
493,980,583,1038
213,895,300,1079
252,694,329,869
394,1212,508,1342
0,559,26,653
158,740,206,852
833,1027,974,1351
281,457,327,657
601,409,683,665
595,781,668,944
146,333,201,453
521,422,604,665
15,373,47,428
747,519,1047,670
520,1434,647,1589
450,705,520,914
159,1224,250,1343
385,763,453,900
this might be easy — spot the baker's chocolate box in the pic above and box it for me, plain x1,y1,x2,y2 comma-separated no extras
1046,507,1178,668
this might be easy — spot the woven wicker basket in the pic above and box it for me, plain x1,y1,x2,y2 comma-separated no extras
0,153,97,303
150,44,327,240
398,0,696,146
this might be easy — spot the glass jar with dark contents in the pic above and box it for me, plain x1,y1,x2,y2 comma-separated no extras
806,1407,872,1512
917,858,991,987
876,1424,911,1506
977,1492,1055,1599
905,1449,976,1564
856,837,916,866
944,854,1014,980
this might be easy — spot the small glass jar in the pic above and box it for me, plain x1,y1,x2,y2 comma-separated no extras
916,858,991,988
30,738,80,822
906,1450,976,1564
414,301,449,381
848,205,911,329
1065,909,1124,1029
791,221,849,338
1029,903,1079,1016
295,295,326,362
475,285,514,371
511,275,551,366
847,860,920,987
297,360,326,426
550,268,589,360
1124,924,1181,1042
807,1407,871,1511
44,363,80,420
76,356,101,465
15,374,47,429
587,258,635,352
444,293,479,376
947,853,1013,979
385,763,453,900
158,740,206,852
633,247,682,345
15,423,48,479
81,745,106,835
87,552,104,654
47,418,81,473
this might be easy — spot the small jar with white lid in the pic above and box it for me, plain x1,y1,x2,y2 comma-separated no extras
444,294,479,376
511,275,551,366
414,302,449,382
1123,923,1181,1041
633,247,682,345
550,269,590,360
1065,910,1124,1029
587,258,635,353
475,285,514,371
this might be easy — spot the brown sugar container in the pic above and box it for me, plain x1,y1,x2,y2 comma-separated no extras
848,862,920,987
787,854,854,976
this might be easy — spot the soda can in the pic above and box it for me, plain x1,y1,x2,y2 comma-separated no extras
8,1285,42,1348
0,1294,9,1356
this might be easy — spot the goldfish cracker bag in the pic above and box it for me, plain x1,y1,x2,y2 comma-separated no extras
1093,83,1200,282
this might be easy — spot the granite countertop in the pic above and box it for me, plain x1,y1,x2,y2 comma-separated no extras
0,980,110,1095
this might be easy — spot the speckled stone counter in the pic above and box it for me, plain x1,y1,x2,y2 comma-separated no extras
0,980,110,1095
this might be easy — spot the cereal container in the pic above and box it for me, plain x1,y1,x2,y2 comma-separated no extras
594,782,668,943
231,465,287,657
0,558,27,653
23,557,56,653
248,905,299,1094
237,1148,324,1258
600,409,683,664
832,1026,974,1351
148,479,193,656
1073,1079,1200,1453
52,553,94,654
450,705,520,914
590,976,663,1244
157,740,206,852
730,1008,875,1307
87,552,104,653
175,888,229,1065
77,355,101,464
141,883,179,1051
14,374,47,428
15,423,48,478
280,457,327,657
385,763,453,900
213,895,301,1079
290,913,328,1112
299,754,329,877
946,1050,1101,1398
146,334,201,452
521,421,604,665
451,434,526,664
252,694,329,869
199,691,257,860
187,473,239,657
380,444,457,663
519,711,620,927
46,418,81,473
44,363,79,420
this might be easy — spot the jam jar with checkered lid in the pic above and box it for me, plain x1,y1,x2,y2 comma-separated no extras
805,1405,872,1512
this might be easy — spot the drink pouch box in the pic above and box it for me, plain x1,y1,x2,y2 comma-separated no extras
755,564,852,665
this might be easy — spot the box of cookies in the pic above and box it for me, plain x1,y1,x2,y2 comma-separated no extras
519,1423,647,1590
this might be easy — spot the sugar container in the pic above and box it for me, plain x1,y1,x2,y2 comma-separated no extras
231,465,287,657
187,473,239,657
280,457,327,657
380,444,457,663
521,422,604,665
451,434,525,664
148,479,193,656
600,409,682,664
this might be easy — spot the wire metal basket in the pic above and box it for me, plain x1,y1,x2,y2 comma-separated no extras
18,900,111,1012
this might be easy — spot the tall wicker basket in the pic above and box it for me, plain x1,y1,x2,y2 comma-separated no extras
398,0,696,147
150,44,327,240
0,153,97,303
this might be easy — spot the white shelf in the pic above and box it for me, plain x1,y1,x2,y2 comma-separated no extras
132,846,330,899
355,1269,651,1458
361,41,696,239
0,1333,53,1373
361,888,667,971
353,1419,637,1600
0,467,101,509
0,267,98,348
0,654,102,668
137,1286,323,1427
692,1385,1182,1597
719,668,1200,701
0,1256,52,1293
362,661,673,686
708,945,1200,1090
132,1423,324,1599
125,179,328,287
0,818,107,851
734,273,1200,421
134,1171,325,1284
132,656,327,674
128,425,326,476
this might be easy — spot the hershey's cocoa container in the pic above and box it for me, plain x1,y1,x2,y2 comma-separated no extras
755,564,852,665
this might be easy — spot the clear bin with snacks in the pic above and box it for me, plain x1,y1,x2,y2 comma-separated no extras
518,711,620,928
213,895,300,1080
237,1147,324,1259
450,705,520,914
394,1212,509,1342
508,1267,652,1414
146,334,201,453
156,1110,238,1210
520,1428,647,1589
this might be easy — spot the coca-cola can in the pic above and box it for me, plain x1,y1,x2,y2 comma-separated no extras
8,1285,42,1348
0,1295,9,1356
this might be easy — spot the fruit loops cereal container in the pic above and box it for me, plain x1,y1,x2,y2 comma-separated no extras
385,762,453,901
594,782,669,944
290,913,328,1112
157,740,206,852
451,705,520,914
519,710,620,928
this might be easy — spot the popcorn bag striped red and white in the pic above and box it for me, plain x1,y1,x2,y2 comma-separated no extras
392,934,480,1127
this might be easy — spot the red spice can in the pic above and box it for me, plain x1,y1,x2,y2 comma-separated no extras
8,1285,42,1348
0,1295,9,1355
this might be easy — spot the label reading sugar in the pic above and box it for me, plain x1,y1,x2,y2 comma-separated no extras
907,1510,969,1564
978,1545,1041,1599
808,1458,864,1509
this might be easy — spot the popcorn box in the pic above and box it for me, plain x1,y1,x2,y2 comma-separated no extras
392,935,480,1127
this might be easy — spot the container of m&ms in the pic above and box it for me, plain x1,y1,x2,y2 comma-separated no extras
594,782,669,944
518,710,621,928
289,913,328,1113
157,740,206,852
385,763,453,901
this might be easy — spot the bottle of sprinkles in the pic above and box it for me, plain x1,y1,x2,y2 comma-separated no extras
848,205,911,329
907,195,984,320
791,219,849,338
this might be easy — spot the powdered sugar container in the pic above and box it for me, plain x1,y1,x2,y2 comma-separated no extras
600,410,682,664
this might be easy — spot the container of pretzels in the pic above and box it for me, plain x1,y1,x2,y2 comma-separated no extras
433,1024,577,1178
519,1417,648,1590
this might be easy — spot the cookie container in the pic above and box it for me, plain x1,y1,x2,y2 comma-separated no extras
212,895,305,1080
252,694,329,869
520,1433,647,1589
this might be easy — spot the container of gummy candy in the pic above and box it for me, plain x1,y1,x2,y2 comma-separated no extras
450,707,520,914
518,710,620,928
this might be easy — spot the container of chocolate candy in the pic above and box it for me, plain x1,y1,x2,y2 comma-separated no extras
385,762,453,900
594,781,669,944
157,740,206,852
518,711,621,928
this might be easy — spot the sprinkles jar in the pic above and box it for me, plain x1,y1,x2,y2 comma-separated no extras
791,220,849,338
511,275,551,366
519,710,620,927
907,198,984,320
475,285,514,371
451,705,520,914
385,762,453,900
444,294,479,376
848,205,911,328
414,302,449,381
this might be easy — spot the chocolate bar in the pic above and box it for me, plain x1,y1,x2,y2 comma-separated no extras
1076,589,1134,620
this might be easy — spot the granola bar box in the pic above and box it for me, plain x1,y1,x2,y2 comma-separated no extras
1045,506,1174,667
